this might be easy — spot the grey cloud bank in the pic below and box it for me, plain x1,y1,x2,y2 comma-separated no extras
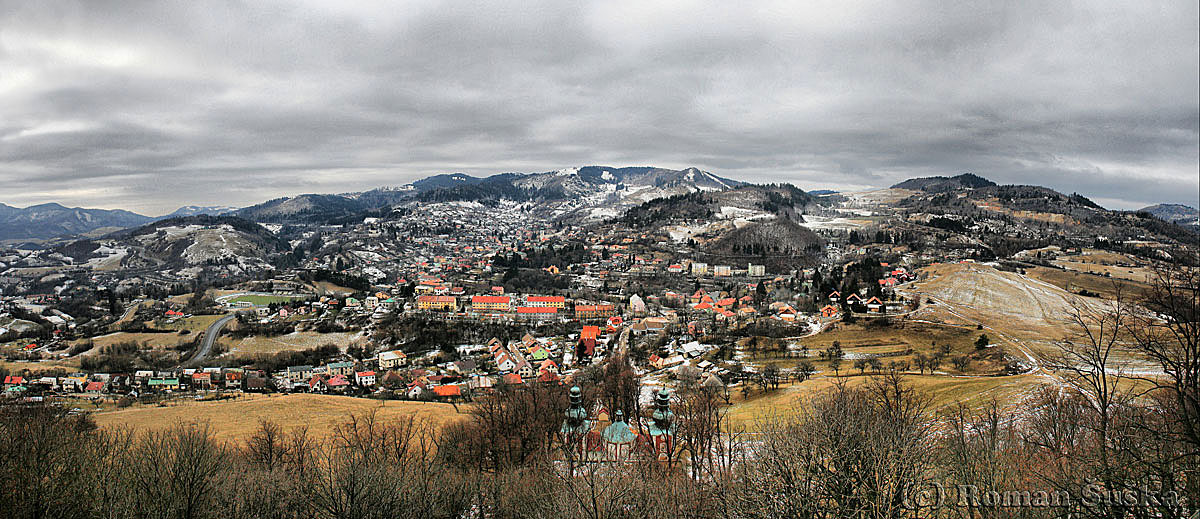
0,0,1196,215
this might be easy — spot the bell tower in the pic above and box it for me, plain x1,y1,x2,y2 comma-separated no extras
645,388,677,460
560,385,590,461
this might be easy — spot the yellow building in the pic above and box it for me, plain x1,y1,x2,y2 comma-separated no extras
575,304,616,320
526,295,566,308
417,295,458,311
472,295,511,312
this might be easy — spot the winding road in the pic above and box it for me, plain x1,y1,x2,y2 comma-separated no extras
186,313,237,367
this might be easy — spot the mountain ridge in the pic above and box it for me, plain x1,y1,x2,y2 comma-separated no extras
7,167,1191,242
232,165,748,223
891,173,997,192
0,202,154,241
1138,203,1199,228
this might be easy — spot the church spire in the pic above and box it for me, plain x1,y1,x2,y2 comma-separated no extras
647,388,676,438
561,385,589,435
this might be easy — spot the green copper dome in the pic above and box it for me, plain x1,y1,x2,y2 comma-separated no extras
561,385,591,435
647,388,676,437
602,410,637,444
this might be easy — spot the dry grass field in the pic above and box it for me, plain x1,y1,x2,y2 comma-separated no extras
725,372,1053,431
1036,249,1158,287
312,281,356,297
93,393,468,442
1052,259,1155,284
0,357,81,373
149,314,225,332
72,331,192,354
897,261,1162,374
798,321,1003,373
223,331,363,356
1026,265,1150,300
167,289,241,305
737,320,1006,376
899,263,1114,357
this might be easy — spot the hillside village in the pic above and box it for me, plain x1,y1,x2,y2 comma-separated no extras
0,170,1196,414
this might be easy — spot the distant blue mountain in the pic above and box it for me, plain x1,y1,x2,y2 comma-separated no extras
0,203,153,241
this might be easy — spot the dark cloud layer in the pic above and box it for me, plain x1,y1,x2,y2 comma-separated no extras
1,0,1196,214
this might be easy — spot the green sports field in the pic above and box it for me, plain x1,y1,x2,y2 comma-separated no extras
225,294,310,306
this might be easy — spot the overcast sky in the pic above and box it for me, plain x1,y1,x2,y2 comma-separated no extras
1,1,1197,215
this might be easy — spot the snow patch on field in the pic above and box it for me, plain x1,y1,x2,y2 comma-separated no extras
157,224,207,238
589,207,621,219
85,245,127,270
665,223,713,242
351,250,386,263
835,207,875,217
798,215,867,231
718,206,772,220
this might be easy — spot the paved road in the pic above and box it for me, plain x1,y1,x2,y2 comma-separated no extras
187,313,236,366
110,299,144,328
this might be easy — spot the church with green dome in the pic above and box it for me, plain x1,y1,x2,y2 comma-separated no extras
559,385,678,464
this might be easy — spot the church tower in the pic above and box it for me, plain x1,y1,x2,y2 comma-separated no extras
645,388,677,460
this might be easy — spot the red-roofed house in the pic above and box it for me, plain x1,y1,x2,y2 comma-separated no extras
327,374,351,392
406,380,428,398
433,384,462,399
355,371,376,387
494,351,517,372
578,325,600,357
866,297,884,313
308,375,328,392
192,372,212,390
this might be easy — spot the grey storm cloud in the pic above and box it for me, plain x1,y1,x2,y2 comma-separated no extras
0,0,1196,215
